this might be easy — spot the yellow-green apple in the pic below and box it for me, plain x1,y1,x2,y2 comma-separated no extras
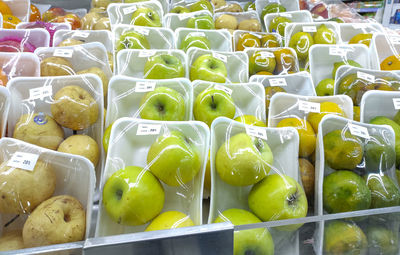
367,225,399,255
147,130,201,186
214,208,274,255
324,220,367,254
248,174,307,231
193,87,235,126
288,32,314,61
116,31,150,51
186,15,215,29
103,122,113,153
144,54,185,79
316,78,334,96
249,51,276,75
216,133,273,186
314,24,336,44
179,33,211,52
366,174,400,208
190,54,227,82
268,16,292,36
139,86,186,121
131,7,161,27
145,211,195,231
170,6,190,14
234,115,266,127
102,166,165,225
261,3,286,20
189,0,213,13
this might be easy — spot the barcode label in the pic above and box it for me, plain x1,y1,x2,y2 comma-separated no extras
73,31,89,38
53,49,73,58
246,126,267,140
393,98,400,109
139,50,156,57
329,47,347,56
348,123,370,139
29,86,52,100
212,52,227,62
189,32,206,37
390,36,400,45
214,85,232,95
303,26,317,33
269,78,287,87
123,6,137,15
134,27,150,35
298,100,320,113
259,51,275,58
135,82,156,92
7,152,39,171
357,71,375,83
136,124,161,135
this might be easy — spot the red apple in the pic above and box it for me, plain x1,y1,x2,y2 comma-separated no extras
299,0,309,10
311,3,328,19
42,7,66,22
55,13,82,30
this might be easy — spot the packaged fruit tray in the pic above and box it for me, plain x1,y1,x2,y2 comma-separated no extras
163,10,214,31
360,90,400,123
214,11,262,32
175,28,232,52
0,137,95,247
264,10,313,36
255,0,300,20
106,76,193,127
370,33,400,71
208,117,301,255
232,30,282,51
53,29,113,52
338,22,383,45
169,0,215,15
130,0,168,15
95,117,209,237
2,0,30,23
0,28,50,52
0,86,9,137
0,52,40,86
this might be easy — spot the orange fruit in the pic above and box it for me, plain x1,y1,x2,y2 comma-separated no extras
380,55,400,70
29,4,41,22
0,1,12,16
3,15,20,29
0,69,8,86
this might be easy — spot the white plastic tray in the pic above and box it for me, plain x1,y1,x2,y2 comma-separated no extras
360,90,400,123
0,52,40,78
0,28,50,52
53,30,113,52
370,33,400,71
339,23,383,44
3,0,30,22
163,10,213,31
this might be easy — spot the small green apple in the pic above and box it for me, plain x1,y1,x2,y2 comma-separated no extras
144,54,185,79
234,115,266,127
288,32,314,61
313,24,336,44
179,33,211,52
116,31,150,51
268,16,292,37
170,6,190,14
103,122,114,153
147,130,201,186
248,174,307,231
214,208,274,255
366,174,400,208
216,133,273,186
193,87,235,126
186,15,215,29
145,211,195,231
102,166,165,226
189,0,213,13
315,78,335,96
261,3,286,20
244,2,255,11
249,51,277,76
190,54,227,83
131,7,162,27
367,225,399,255
324,220,367,254
332,60,362,79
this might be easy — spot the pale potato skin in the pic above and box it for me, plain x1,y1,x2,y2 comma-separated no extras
215,14,238,30
0,160,56,214
0,230,24,251
57,135,100,166
51,86,99,130
238,19,262,32
40,57,75,77
23,195,86,248
13,113,64,150
77,67,109,97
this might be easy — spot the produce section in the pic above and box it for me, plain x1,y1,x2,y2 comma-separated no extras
0,0,398,254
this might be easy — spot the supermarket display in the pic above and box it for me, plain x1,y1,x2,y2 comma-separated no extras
0,0,399,254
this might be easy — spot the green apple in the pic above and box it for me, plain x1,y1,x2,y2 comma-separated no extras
193,87,235,126
214,208,274,255
179,33,211,52
364,136,396,173
367,225,399,255
244,2,255,11
332,60,362,79
103,122,114,153
261,3,286,20
268,16,292,37
145,211,195,231
189,0,213,13
324,220,367,254
234,115,266,127
144,54,185,79
315,78,335,96
116,31,150,51
190,54,227,83
131,7,161,27
170,6,190,14
186,15,215,30
102,166,165,225
313,24,336,44
248,174,307,231
147,130,201,186
288,32,314,61
216,133,273,186
366,174,400,208
249,51,276,76
323,170,371,213
139,86,185,121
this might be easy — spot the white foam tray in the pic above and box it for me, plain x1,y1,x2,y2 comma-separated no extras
175,28,232,52
0,28,50,52
16,22,71,31
370,33,400,71
0,52,40,78
3,0,30,22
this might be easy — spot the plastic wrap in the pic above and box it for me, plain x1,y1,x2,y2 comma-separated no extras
0,86,9,137
0,29,49,53
38,6,85,30
370,33,400,72
187,48,248,83
214,11,261,32
214,1,245,13
233,30,281,51
0,137,94,250
264,10,313,35
1,0,30,23
169,0,214,15
95,117,209,237
339,23,383,45
81,7,109,30
163,10,214,31
208,117,305,254
125,0,168,15
0,52,40,88
16,22,71,47
53,30,113,52
255,0,300,20
176,28,232,52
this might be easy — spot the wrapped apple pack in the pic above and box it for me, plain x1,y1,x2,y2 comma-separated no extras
169,0,214,15
6,74,104,187
0,137,95,250
0,52,40,87
188,48,248,83
214,11,262,32
53,30,113,51
163,10,215,31
0,28,50,53
176,28,232,52
370,33,400,72
213,0,246,13
315,115,400,218
233,30,282,51
107,2,164,28
309,44,372,92
264,10,313,37
255,0,300,23
116,49,187,80
96,118,209,237
209,117,305,254
339,23,383,46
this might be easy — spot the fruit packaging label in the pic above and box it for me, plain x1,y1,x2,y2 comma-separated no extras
269,77,287,87
73,31,90,38
53,48,73,58
136,124,162,135
214,84,232,95
393,98,400,110
357,71,375,83
135,81,156,92
134,27,150,36
212,52,227,63
302,26,317,33
246,126,268,140
29,86,53,101
329,47,348,56
139,50,156,57
298,100,320,113
348,123,370,139
123,6,137,15
389,35,400,45
7,151,39,171
259,51,275,58
190,32,206,37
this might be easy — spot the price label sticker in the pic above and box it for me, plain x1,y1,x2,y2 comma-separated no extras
214,84,232,95
139,50,156,57
7,152,39,171
135,81,156,92
269,78,287,87
329,47,348,56
212,52,227,62
136,124,161,135
73,31,89,38
298,100,320,113
357,71,375,83
29,86,52,100
279,13,292,18
134,27,150,36
348,123,370,139
189,32,206,37
302,26,317,33
259,51,275,58
53,49,73,58
123,6,137,15
393,98,400,109
246,126,267,140
390,36,400,45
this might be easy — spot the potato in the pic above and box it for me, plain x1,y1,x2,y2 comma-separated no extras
238,19,262,32
77,67,109,97
0,230,24,251
40,57,75,77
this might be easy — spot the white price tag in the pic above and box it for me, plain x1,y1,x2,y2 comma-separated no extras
246,126,267,140
390,36,400,45
329,47,348,56
214,84,232,95
73,31,89,38
189,32,206,37
259,51,275,58
139,50,156,57
302,26,317,33
123,6,137,15
279,13,292,18
357,71,375,83
135,81,156,92
352,23,367,29
269,78,287,87
134,26,150,36
136,124,161,135
298,100,320,113
212,52,227,62
29,87,52,100
393,98,400,110
53,49,73,58
348,123,370,139
7,152,39,171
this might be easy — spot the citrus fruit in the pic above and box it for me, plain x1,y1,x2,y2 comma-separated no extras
0,69,8,86
29,4,41,22
0,1,12,16
324,221,367,254
145,211,194,231
381,55,400,71
348,33,372,47
307,101,345,133
3,15,20,29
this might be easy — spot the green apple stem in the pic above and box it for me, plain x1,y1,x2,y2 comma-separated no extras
287,190,298,206
211,95,216,109
116,189,123,201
